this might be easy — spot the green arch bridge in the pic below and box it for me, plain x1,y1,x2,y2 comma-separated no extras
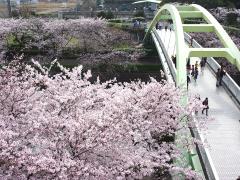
139,2,240,180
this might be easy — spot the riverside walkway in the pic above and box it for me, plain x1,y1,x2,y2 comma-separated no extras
156,29,240,180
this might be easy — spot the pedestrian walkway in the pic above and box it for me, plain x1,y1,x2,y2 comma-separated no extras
156,29,240,180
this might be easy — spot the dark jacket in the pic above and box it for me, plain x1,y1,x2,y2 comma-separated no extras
203,99,208,106
220,70,226,78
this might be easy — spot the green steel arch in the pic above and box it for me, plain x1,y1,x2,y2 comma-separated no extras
146,3,240,88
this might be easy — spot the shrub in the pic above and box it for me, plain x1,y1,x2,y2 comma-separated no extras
108,19,122,23
133,10,145,18
105,10,114,19
97,10,114,19
226,12,238,25
0,60,205,179
97,11,106,18
132,17,145,22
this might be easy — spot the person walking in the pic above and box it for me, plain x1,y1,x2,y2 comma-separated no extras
187,58,191,74
194,67,199,82
191,65,195,77
202,98,209,116
190,37,194,47
187,75,191,90
219,67,226,86
200,57,206,72
159,22,162,30
195,61,199,69
165,25,168,31
216,68,221,87
133,20,137,28
203,57,207,66
172,56,176,68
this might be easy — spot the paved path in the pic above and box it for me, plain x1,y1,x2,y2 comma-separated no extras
156,29,240,180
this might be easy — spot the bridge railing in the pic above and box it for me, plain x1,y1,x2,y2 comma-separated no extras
152,28,177,83
151,30,174,83
185,33,240,106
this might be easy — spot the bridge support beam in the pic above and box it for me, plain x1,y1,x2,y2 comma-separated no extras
183,24,215,32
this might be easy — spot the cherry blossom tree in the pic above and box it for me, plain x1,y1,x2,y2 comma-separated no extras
0,18,111,62
0,59,205,179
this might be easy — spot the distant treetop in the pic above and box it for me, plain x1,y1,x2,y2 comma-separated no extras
162,0,240,8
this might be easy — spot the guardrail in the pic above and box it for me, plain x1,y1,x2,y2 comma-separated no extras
152,29,177,83
185,33,240,107
151,30,174,83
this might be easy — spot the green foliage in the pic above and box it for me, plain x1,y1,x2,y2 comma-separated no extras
11,9,36,18
108,22,131,30
226,13,238,25
97,11,106,18
134,10,145,18
106,10,114,19
75,3,81,11
113,42,133,51
226,1,236,8
162,0,239,8
132,17,145,22
97,10,114,19
108,19,123,23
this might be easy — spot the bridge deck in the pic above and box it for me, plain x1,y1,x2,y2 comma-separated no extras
156,29,240,180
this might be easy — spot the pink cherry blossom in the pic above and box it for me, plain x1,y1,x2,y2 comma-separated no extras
0,59,206,179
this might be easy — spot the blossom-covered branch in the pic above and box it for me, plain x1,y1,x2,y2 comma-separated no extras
0,60,205,179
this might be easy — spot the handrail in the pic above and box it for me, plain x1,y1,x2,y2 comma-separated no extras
151,31,174,83
152,29,177,82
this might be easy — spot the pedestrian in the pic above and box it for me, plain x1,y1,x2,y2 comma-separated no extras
200,58,206,72
187,75,191,90
138,20,141,27
165,25,168,31
202,98,209,116
187,58,191,75
172,56,176,68
159,22,162,30
194,67,199,82
191,65,195,77
190,37,194,47
187,66,191,75
155,22,158,29
203,57,207,65
216,68,221,87
195,61,199,69
187,58,191,67
219,67,226,86
133,20,137,28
